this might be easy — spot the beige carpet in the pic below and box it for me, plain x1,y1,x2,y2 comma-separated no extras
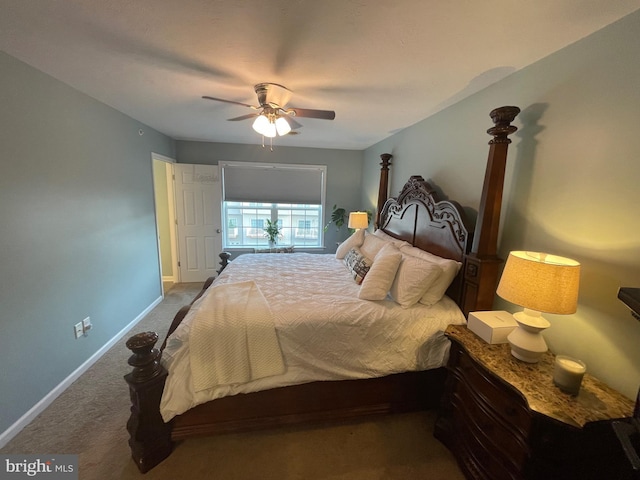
1,283,465,480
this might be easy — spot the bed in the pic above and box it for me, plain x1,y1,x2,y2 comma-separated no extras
124,105,521,473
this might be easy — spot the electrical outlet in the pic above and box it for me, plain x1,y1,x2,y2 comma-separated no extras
74,322,84,339
82,317,92,335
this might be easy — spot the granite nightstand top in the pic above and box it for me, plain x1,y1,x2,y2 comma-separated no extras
445,324,635,428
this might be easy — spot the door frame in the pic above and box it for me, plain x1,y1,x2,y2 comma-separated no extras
151,153,180,293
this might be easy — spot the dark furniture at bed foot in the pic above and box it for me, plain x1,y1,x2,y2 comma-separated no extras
434,325,635,480
579,418,640,480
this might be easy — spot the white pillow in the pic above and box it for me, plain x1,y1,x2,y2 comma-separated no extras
335,228,365,259
372,229,411,249
399,245,462,306
359,232,390,260
359,243,402,301
389,254,443,308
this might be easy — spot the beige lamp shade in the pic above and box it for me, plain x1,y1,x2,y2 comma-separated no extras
348,211,369,229
497,251,581,314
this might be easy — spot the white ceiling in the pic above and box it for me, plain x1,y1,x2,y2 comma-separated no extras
2,1,640,150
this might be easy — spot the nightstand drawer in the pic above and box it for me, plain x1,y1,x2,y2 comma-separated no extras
449,404,515,480
451,376,530,470
454,348,532,435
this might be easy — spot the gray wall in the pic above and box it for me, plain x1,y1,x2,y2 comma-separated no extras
0,52,175,433
363,11,640,399
176,141,364,250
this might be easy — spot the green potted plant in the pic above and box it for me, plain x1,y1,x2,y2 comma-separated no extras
324,205,347,232
263,219,281,247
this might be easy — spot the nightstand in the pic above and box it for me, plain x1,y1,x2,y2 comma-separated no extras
434,324,635,480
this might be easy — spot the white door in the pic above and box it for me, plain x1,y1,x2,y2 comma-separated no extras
174,164,222,283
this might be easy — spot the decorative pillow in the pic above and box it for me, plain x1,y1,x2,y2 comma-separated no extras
359,232,390,260
399,245,462,306
335,228,365,259
389,254,443,308
372,229,411,249
343,247,373,285
358,243,402,301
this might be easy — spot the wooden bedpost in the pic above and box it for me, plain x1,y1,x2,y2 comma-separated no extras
217,251,231,274
461,106,520,316
376,153,392,229
124,332,172,473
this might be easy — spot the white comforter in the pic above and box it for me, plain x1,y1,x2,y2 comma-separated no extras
160,253,466,422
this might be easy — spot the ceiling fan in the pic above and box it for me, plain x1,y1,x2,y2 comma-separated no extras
203,83,335,139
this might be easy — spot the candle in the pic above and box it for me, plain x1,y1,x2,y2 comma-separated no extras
553,355,586,395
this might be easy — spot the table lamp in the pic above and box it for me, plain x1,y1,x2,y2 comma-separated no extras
496,251,581,363
348,211,369,231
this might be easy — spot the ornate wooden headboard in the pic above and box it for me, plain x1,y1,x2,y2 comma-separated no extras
376,106,521,316
379,175,471,261
378,175,472,308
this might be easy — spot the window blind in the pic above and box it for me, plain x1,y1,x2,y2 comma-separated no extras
220,161,326,205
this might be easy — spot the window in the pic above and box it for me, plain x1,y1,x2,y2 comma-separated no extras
227,218,238,239
247,218,266,238
220,162,326,248
295,219,318,240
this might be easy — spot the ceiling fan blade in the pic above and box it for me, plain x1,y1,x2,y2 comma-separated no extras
287,117,303,130
202,96,258,109
227,113,259,121
286,107,335,120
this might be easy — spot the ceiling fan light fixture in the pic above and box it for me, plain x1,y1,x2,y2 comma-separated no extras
263,120,277,138
252,115,269,137
275,116,291,136
204,83,335,146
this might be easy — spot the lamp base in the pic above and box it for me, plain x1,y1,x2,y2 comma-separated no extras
509,342,546,363
507,309,551,363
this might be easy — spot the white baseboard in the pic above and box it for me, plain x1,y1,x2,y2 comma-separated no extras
0,295,163,448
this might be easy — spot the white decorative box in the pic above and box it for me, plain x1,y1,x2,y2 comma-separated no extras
467,311,518,344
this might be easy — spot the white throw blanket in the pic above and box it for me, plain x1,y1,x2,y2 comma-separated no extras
189,280,285,392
